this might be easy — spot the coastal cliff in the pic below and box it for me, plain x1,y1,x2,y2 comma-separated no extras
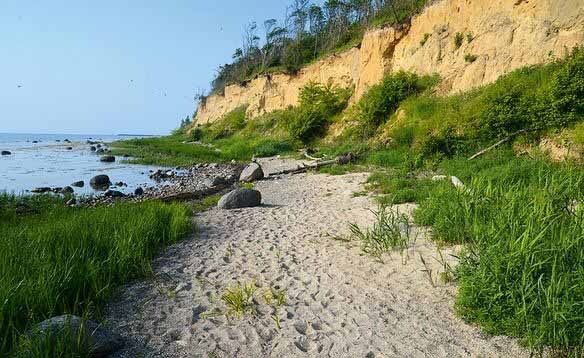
195,0,584,124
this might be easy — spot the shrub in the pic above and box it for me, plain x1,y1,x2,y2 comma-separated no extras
454,32,464,49
357,72,429,133
190,127,203,141
466,32,474,43
288,82,351,143
551,47,584,122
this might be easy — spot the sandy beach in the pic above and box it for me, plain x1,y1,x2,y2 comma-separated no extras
105,159,528,357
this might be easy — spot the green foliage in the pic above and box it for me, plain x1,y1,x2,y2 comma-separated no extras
454,32,464,49
466,32,474,43
0,200,192,355
414,156,584,354
207,106,247,140
368,173,436,205
384,49,584,157
551,47,584,122
288,82,351,143
356,72,434,136
464,54,477,63
111,135,223,166
190,127,203,141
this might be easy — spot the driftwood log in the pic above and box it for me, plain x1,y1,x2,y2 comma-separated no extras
468,129,530,161
270,153,355,176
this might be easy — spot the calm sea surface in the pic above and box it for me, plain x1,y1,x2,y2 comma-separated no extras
0,133,166,195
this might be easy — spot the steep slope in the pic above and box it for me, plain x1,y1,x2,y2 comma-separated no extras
196,0,584,124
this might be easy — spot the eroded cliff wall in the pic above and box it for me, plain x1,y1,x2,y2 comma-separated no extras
196,0,584,124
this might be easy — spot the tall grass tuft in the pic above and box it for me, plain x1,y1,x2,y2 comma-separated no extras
0,200,192,355
349,205,413,262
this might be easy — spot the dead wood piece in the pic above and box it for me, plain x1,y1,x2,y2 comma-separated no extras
468,129,529,160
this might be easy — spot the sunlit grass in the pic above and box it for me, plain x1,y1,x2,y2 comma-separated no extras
0,199,192,355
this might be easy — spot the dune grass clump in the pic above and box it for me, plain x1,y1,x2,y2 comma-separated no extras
0,200,192,355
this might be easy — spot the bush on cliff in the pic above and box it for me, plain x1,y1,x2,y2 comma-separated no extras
288,82,352,143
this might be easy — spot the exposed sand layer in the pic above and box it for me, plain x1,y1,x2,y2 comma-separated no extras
106,162,528,357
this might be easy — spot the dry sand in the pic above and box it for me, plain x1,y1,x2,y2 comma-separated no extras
106,159,528,357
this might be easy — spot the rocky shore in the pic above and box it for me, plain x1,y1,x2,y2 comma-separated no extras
79,162,245,206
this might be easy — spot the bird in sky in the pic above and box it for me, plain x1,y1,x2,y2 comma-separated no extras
17,85,22,88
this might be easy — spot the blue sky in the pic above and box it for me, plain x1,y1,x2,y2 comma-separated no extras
0,1,288,135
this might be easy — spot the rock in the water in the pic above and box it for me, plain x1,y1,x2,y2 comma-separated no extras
71,181,84,188
33,315,122,358
218,188,262,209
239,162,264,182
134,187,144,195
96,148,105,154
66,147,73,150
90,175,111,189
90,146,97,152
61,186,74,194
1,150,11,155
31,187,52,193
100,155,115,163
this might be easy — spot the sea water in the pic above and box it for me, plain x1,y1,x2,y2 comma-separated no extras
0,133,166,195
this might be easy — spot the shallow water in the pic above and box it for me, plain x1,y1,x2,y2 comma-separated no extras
0,133,166,195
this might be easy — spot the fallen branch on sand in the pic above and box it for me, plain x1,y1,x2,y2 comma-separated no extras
270,153,355,176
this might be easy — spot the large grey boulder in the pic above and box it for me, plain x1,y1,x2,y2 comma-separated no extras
32,315,122,357
1,150,11,155
239,162,264,182
90,175,111,189
218,188,262,209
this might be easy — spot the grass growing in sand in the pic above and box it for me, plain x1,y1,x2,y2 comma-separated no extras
0,197,192,356
221,282,257,319
349,204,413,262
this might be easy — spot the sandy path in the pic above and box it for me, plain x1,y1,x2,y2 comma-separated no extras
106,164,528,357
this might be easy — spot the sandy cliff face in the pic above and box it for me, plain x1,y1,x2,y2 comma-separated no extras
196,0,584,124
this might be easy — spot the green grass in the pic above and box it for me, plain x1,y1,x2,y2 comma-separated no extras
111,134,223,166
0,199,192,355
413,154,584,354
111,133,296,167
220,282,257,319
